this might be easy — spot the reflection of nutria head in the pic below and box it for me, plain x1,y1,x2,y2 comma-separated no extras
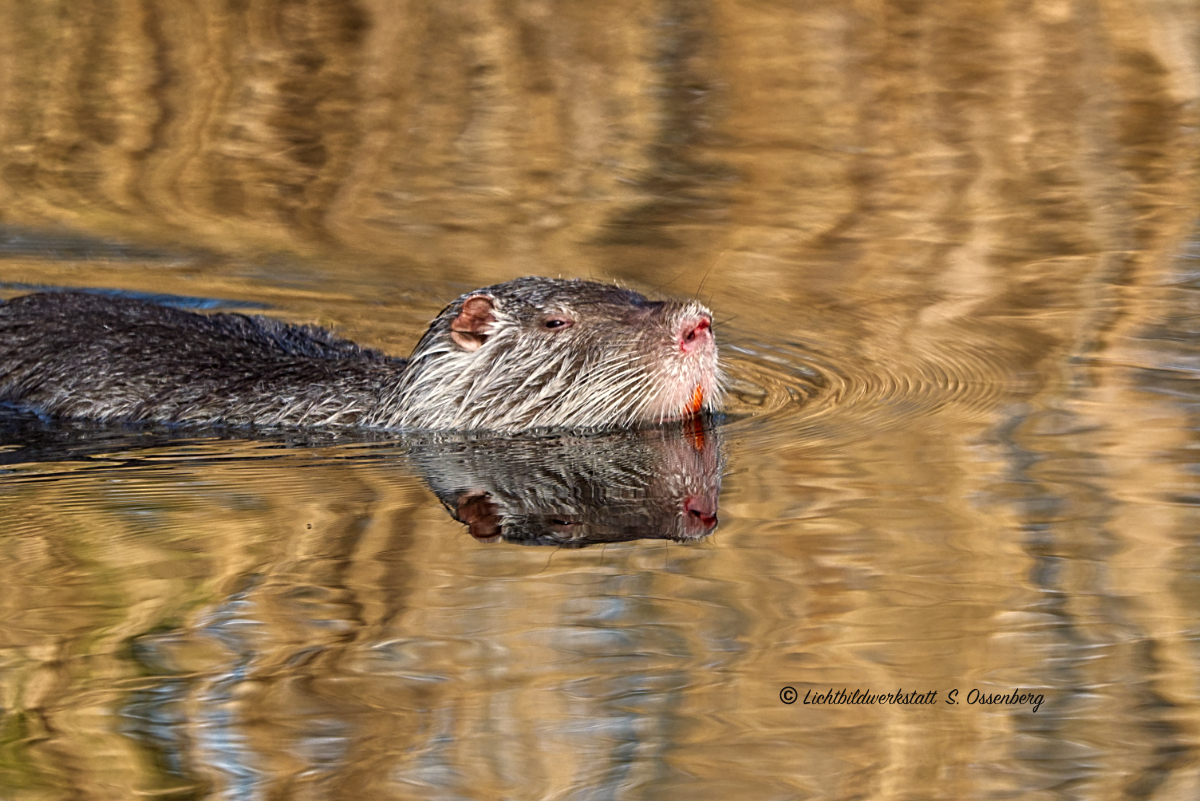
371,278,722,432
410,420,724,547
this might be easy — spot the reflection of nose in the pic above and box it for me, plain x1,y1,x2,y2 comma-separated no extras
679,315,712,354
683,495,718,530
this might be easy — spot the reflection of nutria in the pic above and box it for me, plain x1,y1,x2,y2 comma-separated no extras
409,421,723,546
0,277,722,432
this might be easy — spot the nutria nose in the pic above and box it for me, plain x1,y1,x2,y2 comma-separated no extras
679,315,713,354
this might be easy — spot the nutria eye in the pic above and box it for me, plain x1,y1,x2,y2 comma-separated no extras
542,316,573,331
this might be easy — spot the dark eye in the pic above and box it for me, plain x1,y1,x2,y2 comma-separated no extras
542,316,573,331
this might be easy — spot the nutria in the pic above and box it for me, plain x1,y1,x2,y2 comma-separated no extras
0,277,721,433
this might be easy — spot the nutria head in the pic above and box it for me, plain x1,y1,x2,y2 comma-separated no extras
371,277,722,432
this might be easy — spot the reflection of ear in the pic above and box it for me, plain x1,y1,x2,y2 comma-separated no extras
450,295,496,351
456,491,503,541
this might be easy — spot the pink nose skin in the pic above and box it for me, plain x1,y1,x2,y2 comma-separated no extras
679,316,713,354
683,496,718,531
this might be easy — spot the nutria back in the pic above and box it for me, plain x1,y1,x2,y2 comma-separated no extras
0,278,721,432
0,291,405,427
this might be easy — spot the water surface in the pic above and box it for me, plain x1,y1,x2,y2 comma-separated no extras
1,1,1199,798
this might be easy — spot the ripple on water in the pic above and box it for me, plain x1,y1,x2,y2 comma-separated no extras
719,331,1031,439
721,340,847,422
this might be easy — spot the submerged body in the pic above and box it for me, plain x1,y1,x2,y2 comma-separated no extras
0,278,721,433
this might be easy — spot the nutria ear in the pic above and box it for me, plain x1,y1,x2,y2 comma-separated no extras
450,295,496,352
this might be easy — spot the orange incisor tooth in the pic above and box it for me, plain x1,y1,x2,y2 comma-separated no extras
686,384,705,415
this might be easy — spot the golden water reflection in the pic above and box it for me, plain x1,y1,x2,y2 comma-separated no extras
1,0,1199,798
